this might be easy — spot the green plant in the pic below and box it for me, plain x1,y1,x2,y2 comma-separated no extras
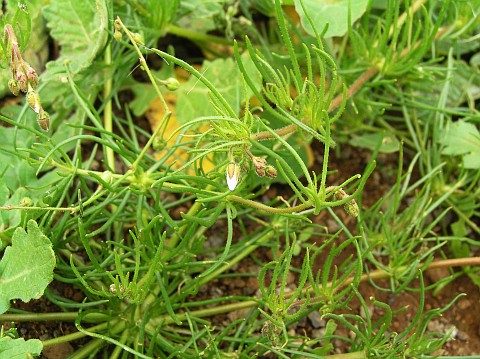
0,0,479,358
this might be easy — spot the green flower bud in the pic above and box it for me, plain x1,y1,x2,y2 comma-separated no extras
344,200,359,218
265,165,277,178
163,77,180,91
333,189,359,218
114,29,122,41
20,197,33,207
8,79,19,96
153,137,167,151
26,90,42,113
131,32,144,45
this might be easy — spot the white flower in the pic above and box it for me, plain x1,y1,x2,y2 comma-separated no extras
226,162,240,191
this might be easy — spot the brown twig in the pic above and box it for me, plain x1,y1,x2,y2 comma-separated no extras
251,65,380,142
288,256,480,309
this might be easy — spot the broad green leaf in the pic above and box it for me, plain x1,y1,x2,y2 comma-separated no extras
0,125,37,192
0,187,30,236
175,53,262,124
441,120,480,169
129,66,173,117
0,337,42,358
177,0,225,32
39,0,108,119
130,82,159,117
0,126,63,233
293,0,369,38
0,184,10,248
0,184,8,212
42,0,108,75
444,61,480,107
0,220,56,314
349,133,400,153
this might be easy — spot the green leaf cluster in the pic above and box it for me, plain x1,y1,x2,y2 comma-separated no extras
0,0,478,358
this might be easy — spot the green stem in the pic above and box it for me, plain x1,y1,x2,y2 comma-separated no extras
228,195,312,214
115,17,169,113
110,329,130,359
0,312,107,323
0,205,75,212
41,321,109,348
139,188,213,311
103,43,115,172
66,338,105,359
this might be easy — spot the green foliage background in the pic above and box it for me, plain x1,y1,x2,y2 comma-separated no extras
0,0,479,358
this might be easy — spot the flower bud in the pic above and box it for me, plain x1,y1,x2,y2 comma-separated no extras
226,162,240,191
114,19,121,32
153,137,167,151
109,283,125,295
24,64,39,89
8,79,19,96
344,200,359,218
37,109,50,131
255,167,265,177
334,189,359,218
26,90,42,113
114,29,122,41
163,77,180,91
20,197,33,207
15,64,28,93
265,165,277,178
251,156,267,177
100,171,114,185
131,32,144,45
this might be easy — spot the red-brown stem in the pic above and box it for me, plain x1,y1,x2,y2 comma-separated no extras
251,24,450,143
289,256,480,308
251,66,379,141
328,66,380,113
4,24,22,61
251,65,380,142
